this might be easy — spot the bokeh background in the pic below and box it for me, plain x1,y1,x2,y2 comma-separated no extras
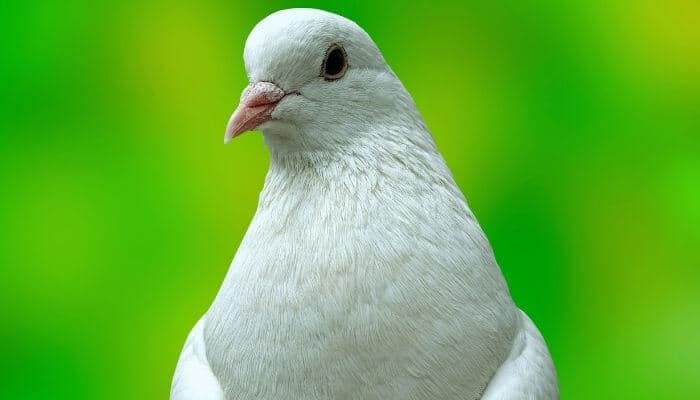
2,0,699,398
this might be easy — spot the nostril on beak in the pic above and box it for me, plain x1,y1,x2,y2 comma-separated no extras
241,81,285,107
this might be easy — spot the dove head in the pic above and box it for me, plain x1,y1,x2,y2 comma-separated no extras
225,9,424,154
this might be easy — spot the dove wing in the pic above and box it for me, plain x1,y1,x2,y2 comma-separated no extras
481,310,559,400
170,315,224,400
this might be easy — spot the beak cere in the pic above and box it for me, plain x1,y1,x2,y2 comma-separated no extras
224,82,286,143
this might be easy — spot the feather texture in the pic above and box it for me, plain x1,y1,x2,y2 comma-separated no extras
171,8,558,400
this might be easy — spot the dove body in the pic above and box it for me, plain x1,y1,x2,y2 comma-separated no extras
171,8,558,400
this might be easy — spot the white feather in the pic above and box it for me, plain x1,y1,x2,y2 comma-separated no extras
172,8,558,399
171,316,224,400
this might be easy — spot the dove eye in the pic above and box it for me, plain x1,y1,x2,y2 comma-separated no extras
322,45,347,81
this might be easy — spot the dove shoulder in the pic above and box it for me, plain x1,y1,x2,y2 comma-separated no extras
170,315,225,400
481,310,559,400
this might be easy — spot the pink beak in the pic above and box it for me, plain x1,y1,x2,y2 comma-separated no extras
224,81,286,143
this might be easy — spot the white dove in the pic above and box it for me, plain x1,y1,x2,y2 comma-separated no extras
171,8,558,400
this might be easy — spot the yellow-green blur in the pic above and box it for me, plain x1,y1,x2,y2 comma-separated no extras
1,0,698,398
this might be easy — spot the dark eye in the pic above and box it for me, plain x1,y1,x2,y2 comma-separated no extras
322,45,347,80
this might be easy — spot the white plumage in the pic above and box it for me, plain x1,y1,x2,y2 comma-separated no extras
171,8,558,400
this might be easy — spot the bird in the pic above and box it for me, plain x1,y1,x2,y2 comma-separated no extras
171,8,559,400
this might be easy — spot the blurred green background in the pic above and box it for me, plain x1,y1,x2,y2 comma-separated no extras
2,0,698,398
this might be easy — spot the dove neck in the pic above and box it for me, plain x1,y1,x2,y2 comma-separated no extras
266,137,446,183
264,122,445,177
258,131,465,215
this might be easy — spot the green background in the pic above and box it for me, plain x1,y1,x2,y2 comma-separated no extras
2,0,699,398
